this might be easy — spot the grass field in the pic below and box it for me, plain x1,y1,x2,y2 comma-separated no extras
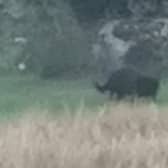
0,74,108,120
0,74,167,119
0,75,168,167
0,102,167,167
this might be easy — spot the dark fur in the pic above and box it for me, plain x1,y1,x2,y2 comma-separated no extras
94,68,159,99
136,76,159,99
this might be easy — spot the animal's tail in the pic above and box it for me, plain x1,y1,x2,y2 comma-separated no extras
94,81,106,93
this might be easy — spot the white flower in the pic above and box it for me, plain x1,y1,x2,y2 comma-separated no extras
18,63,26,71
14,37,27,44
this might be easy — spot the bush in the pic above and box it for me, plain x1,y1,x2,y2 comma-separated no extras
24,0,91,78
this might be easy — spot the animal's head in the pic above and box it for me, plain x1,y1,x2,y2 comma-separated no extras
93,81,106,93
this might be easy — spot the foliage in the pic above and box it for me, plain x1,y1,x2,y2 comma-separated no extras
0,0,91,77
1,0,168,77
69,0,168,23
94,18,168,78
115,19,168,78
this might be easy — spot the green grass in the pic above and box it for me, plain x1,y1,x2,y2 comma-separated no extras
0,75,108,119
0,74,167,120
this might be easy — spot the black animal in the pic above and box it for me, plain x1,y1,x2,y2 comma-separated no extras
94,67,159,99
136,76,159,98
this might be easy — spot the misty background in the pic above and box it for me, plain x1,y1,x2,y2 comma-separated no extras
0,0,168,79
1,1,168,167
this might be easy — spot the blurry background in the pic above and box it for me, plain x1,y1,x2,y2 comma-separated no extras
0,0,168,79
0,1,168,167
0,0,168,116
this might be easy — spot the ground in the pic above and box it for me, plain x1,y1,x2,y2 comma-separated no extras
0,75,168,167
0,74,108,120
0,74,167,120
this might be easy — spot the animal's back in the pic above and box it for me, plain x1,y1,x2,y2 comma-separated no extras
95,67,139,97
136,76,159,98
94,66,160,99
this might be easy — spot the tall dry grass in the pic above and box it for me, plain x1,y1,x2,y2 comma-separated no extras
0,102,168,167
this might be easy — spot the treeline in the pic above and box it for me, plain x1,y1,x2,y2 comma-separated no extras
69,0,167,23
0,0,91,77
0,0,168,78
